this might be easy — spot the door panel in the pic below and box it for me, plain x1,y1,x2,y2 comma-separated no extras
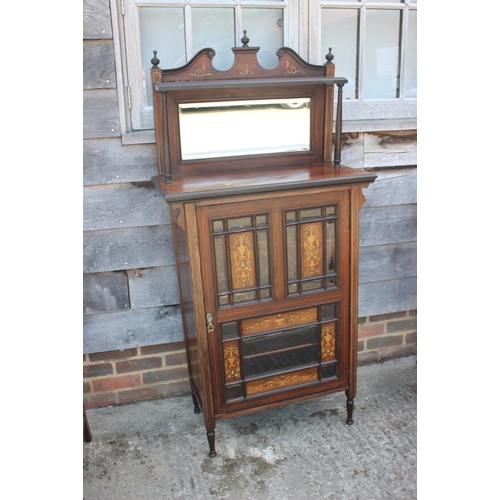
196,190,351,415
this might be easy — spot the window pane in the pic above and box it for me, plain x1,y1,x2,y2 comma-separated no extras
192,8,235,71
321,9,359,100
139,7,185,107
365,10,401,99
405,10,417,98
242,9,284,69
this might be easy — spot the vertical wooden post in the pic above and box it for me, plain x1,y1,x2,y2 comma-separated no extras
334,82,345,167
151,51,172,182
161,93,172,183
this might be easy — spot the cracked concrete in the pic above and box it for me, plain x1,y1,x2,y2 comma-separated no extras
84,355,417,500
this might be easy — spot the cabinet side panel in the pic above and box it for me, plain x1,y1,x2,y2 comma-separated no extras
184,204,216,429
171,205,203,408
348,185,369,399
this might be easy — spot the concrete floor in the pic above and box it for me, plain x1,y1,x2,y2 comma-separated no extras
83,355,417,500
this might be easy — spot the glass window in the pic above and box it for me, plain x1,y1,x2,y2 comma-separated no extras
319,0,417,117
138,7,185,110
192,8,235,71
119,0,417,132
321,9,359,100
365,9,401,99
242,9,284,69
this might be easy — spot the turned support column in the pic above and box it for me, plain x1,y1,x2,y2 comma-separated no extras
334,82,345,167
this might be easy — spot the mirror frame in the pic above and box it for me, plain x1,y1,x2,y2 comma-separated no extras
166,84,325,176
151,37,347,182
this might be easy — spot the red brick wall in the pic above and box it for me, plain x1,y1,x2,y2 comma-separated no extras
83,310,416,408
358,310,417,364
83,342,190,408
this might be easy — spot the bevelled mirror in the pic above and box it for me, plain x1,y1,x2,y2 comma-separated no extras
150,38,347,181
179,98,311,160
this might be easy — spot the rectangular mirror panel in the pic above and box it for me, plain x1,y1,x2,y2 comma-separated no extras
179,98,311,160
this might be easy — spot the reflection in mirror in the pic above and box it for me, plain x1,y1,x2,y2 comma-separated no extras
179,98,311,160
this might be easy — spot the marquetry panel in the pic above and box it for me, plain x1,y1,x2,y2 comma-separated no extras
246,367,318,396
223,341,242,382
211,213,271,307
320,322,336,362
300,221,324,278
241,307,317,336
285,204,338,296
228,231,256,289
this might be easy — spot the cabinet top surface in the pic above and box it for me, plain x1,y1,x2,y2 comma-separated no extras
153,164,377,202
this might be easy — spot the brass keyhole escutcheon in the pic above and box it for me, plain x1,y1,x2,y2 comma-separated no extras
206,313,214,334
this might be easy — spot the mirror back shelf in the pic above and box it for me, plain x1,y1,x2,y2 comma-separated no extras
151,34,347,182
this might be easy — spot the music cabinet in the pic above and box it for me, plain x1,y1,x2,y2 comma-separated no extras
151,33,377,457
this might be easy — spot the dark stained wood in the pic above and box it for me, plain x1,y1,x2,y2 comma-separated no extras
162,83,329,176
150,41,345,180
154,45,337,84
153,164,376,203
150,41,377,456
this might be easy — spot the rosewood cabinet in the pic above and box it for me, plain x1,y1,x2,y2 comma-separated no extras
151,35,376,457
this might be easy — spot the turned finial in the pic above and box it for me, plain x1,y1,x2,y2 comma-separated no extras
241,30,250,47
151,50,160,68
325,48,334,65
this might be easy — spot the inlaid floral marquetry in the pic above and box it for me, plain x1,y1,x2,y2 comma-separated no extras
239,63,256,76
228,231,256,289
321,323,336,362
241,307,318,335
283,60,306,75
246,367,318,395
190,63,212,78
300,222,324,278
223,342,241,381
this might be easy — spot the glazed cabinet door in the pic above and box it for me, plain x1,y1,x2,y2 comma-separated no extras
196,189,351,417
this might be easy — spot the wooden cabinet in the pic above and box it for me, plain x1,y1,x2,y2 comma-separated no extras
151,36,376,456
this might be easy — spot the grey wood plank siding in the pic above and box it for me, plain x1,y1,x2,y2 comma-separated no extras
83,0,113,39
83,225,175,273
358,166,417,316
83,89,121,139
340,131,417,170
359,277,417,318
83,305,184,354
83,183,171,231
83,266,180,315
83,139,157,186
127,266,180,309
82,0,416,353
84,271,130,315
359,242,416,284
83,40,116,89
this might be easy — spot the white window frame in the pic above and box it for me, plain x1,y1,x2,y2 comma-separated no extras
313,0,417,121
111,0,416,138
115,0,299,134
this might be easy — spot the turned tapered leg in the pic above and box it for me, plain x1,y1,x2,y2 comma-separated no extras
207,430,217,457
346,392,354,425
